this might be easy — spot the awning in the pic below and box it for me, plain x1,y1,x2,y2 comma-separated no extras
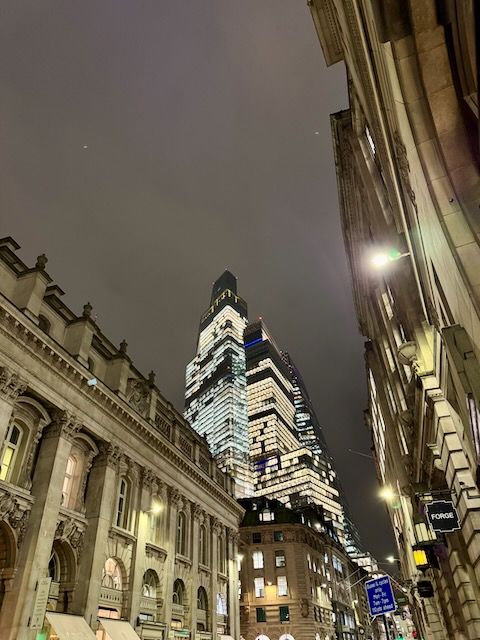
45,612,96,639
99,619,140,640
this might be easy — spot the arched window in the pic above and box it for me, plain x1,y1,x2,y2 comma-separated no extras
38,314,51,335
173,578,185,605
217,536,225,573
102,558,123,590
197,586,208,610
116,478,130,529
176,512,186,555
48,550,60,582
199,524,207,565
0,423,23,482
62,455,77,507
216,592,227,615
142,570,158,598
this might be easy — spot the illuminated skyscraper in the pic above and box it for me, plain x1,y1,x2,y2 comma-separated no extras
244,320,345,542
184,271,254,497
281,352,362,553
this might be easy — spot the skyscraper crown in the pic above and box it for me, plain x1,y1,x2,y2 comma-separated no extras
210,270,237,304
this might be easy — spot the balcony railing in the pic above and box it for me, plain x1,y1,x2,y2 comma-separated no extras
99,586,123,606
140,595,157,613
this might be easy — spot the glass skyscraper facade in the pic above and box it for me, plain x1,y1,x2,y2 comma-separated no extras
245,320,346,543
281,352,362,554
184,271,254,498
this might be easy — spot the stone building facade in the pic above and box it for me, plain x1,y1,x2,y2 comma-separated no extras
238,498,372,640
310,1,480,638
0,237,243,640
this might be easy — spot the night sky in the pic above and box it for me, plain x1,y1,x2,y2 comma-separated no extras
1,1,393,559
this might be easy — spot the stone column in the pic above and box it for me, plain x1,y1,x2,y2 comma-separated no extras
0,410,80,640
128,467,156,627
227,529,240,639
189,504,202,634
163,487,181,627
0,365,27,444
70,442,122,626
210,518,221,640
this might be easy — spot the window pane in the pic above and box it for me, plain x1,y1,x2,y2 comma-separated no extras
275,551,286,567
256,607,266,622
254,577,265,598
253,551,264,569
279,605,290,622
273,531,284,542
277,576,288,597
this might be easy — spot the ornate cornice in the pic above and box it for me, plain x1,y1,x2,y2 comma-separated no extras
0,302,244,519
0,365,27,403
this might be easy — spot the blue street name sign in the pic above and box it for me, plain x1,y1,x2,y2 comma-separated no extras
365,575,397,617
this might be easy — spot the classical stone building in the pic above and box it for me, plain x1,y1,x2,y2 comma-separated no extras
310,1,480,638
238,497,372,640
0,237,243,640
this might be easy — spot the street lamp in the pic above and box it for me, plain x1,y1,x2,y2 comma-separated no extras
147,501,162,515
370,249,410,269
386,556,399,564
379,486,396,501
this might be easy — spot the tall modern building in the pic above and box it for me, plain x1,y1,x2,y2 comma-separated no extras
282,352,362,554
184,271,254,498
244,320,345,542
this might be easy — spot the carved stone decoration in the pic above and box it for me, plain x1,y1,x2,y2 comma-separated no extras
79,450,96,512
212,518,224,536
22,420,49,489
0,493,17,519
142,467,156,491
0,366,27,403
193,503,204,522
169,487,182,507
126,378,149,416
46,409,82,442
55,517,85,552
0,492,31,546
97,442,123,469
227,528,240,545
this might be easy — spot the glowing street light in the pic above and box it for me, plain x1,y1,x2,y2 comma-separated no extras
149,502,162,515
379,486,396,501
370,248,409,269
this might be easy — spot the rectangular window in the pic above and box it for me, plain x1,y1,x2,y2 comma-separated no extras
252,532,262,544
275,550,286,567
277,576,288,597
279,606,290,622
254,577,265,598
273,531,284,542
253,551,264,569
256,607,266,622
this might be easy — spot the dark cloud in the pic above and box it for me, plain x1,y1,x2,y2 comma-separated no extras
1,0,393,558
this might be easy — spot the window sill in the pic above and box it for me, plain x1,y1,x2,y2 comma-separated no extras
110,525,136,545
175,554,192,566
146,542,167,559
